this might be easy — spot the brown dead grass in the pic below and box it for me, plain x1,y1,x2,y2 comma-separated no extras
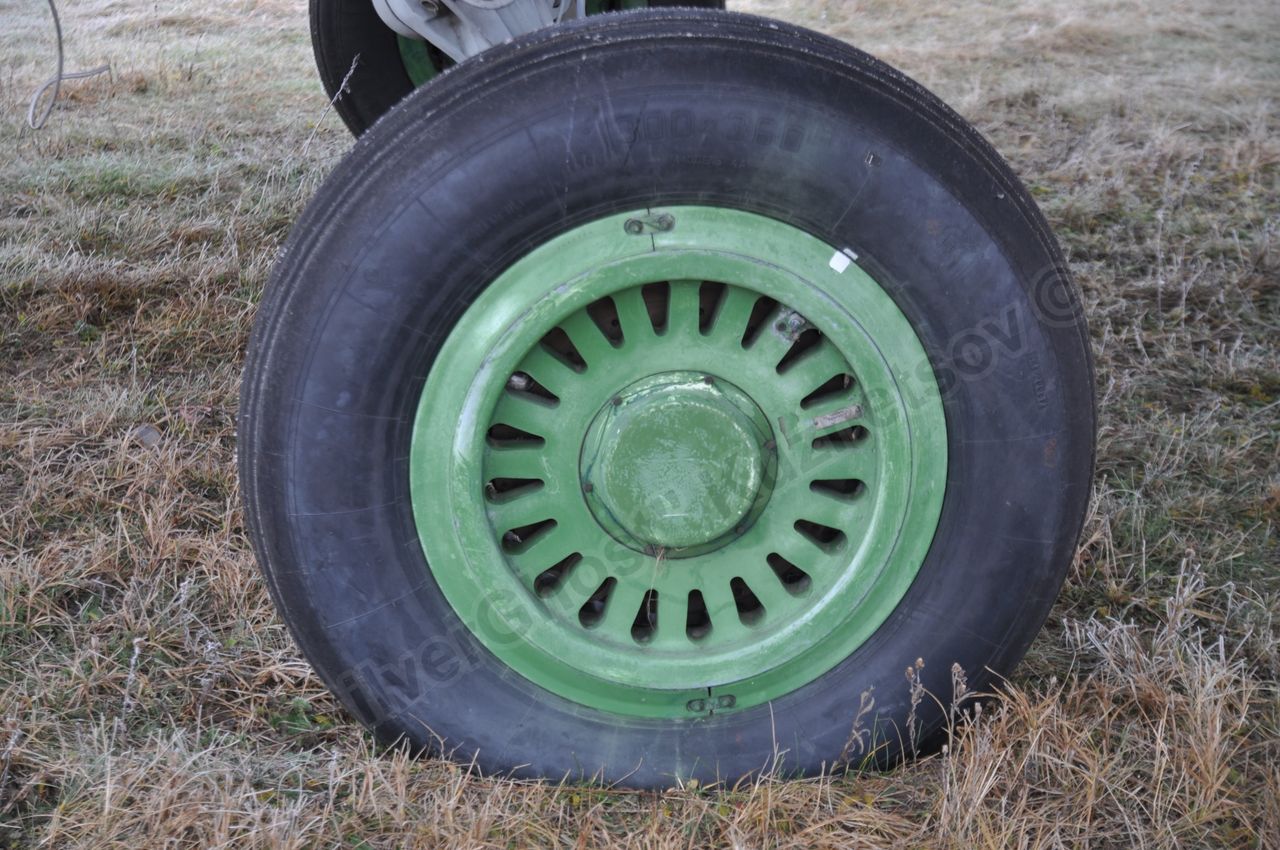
1,0,1277,847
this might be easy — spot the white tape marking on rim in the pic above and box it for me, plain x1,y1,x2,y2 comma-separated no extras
828,248,859,274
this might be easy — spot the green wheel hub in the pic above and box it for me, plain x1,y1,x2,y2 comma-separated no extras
581,372,777,556
397,37,438,87
411,207,947,717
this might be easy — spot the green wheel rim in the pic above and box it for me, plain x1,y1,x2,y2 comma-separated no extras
398,1,654,87
397,37,438,87
411,207,947,718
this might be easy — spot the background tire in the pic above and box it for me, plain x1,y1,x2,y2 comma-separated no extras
243,9,1095,786
309,0,728,136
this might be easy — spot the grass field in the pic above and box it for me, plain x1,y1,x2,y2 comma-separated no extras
1,0,1277,846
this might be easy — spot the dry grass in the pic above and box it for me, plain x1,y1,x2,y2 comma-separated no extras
1,0,1277,846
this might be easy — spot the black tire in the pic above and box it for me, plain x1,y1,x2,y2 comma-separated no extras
243,10,1095,786
310,0,728,136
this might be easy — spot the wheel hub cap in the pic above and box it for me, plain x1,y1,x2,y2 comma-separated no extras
581,372,776,556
